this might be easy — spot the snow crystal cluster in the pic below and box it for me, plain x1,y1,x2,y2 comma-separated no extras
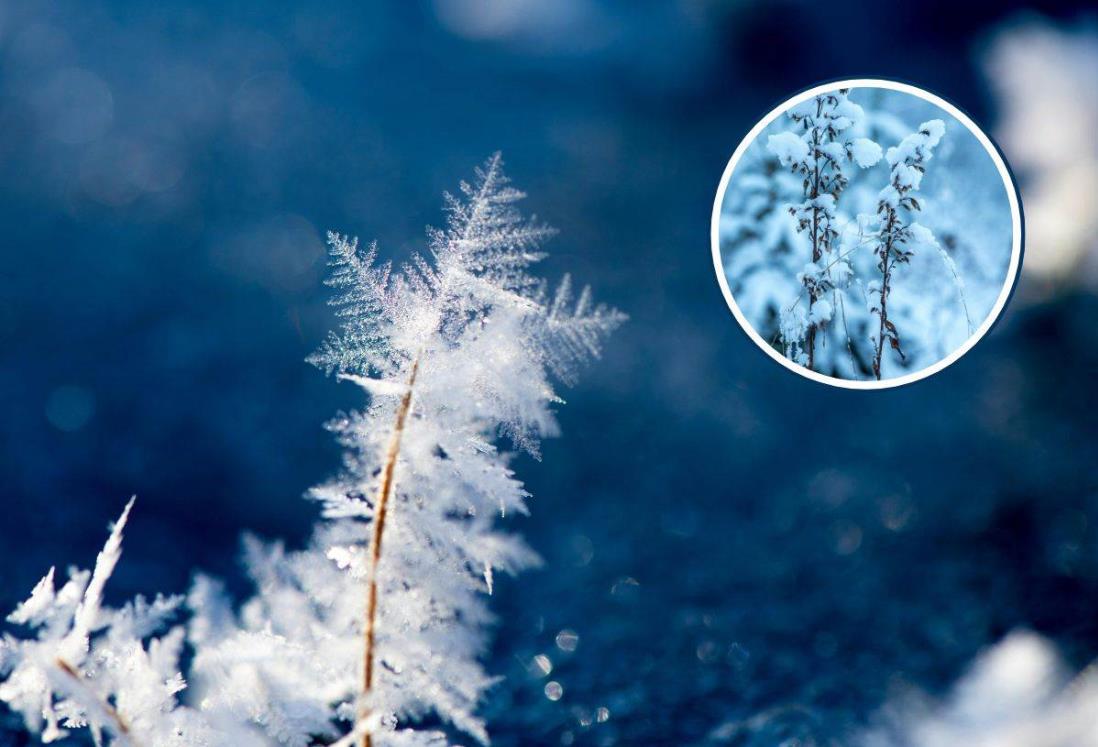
853,138,884,170
0,154,622,746
722,87,1010,380
0,499,259,745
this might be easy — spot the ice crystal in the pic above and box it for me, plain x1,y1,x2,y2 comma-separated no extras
0,500,265,746
188,153,622,746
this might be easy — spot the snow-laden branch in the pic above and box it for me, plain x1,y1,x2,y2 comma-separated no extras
767,89,881,370
868,120,946,379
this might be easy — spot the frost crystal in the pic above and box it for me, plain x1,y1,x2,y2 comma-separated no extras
0,500,264,745
189,153,623,746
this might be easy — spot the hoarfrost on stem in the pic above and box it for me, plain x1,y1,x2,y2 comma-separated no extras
188,153,623,746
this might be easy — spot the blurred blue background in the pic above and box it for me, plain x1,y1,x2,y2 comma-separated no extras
3,1,1098,744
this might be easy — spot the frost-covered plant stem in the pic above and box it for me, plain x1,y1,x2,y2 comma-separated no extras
0,499,232,745
360,357,419,747
805,119,823,368
177,153,622,746
55,657,136,746
870,120,945,379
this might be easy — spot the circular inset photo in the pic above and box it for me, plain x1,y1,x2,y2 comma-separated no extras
711,79,1022,388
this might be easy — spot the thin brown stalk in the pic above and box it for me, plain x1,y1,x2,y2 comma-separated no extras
872,211,895,381
872,208,905,381
359,357,420,747
805,97,824,371
55,658,136,746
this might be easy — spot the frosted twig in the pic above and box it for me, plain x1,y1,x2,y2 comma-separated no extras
359,357,419,747
173,154,619,746
55,658,137,747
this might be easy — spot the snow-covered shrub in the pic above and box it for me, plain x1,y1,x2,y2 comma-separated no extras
720,86,1012,380
867,120,945,379
185,153,623,746
765,89,881,369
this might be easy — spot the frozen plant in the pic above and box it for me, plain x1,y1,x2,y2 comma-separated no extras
0,499,263,746
722,88,1013,379
187,153,623,747
767,89,881,369
0,154,619,747
867,120,945,380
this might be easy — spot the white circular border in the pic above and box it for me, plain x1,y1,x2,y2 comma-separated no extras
710,78,1024,390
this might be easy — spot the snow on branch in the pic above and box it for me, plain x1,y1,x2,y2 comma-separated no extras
766,89,880,370
869,120,946,380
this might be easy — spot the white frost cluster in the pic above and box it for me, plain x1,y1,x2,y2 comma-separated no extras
885,120,945,169
808,297,833,326
0,499,263,746
766,131,809,167
0,154,622,746
852,138,884,169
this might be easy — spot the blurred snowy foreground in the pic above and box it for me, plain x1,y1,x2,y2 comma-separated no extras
861,632,1098,747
